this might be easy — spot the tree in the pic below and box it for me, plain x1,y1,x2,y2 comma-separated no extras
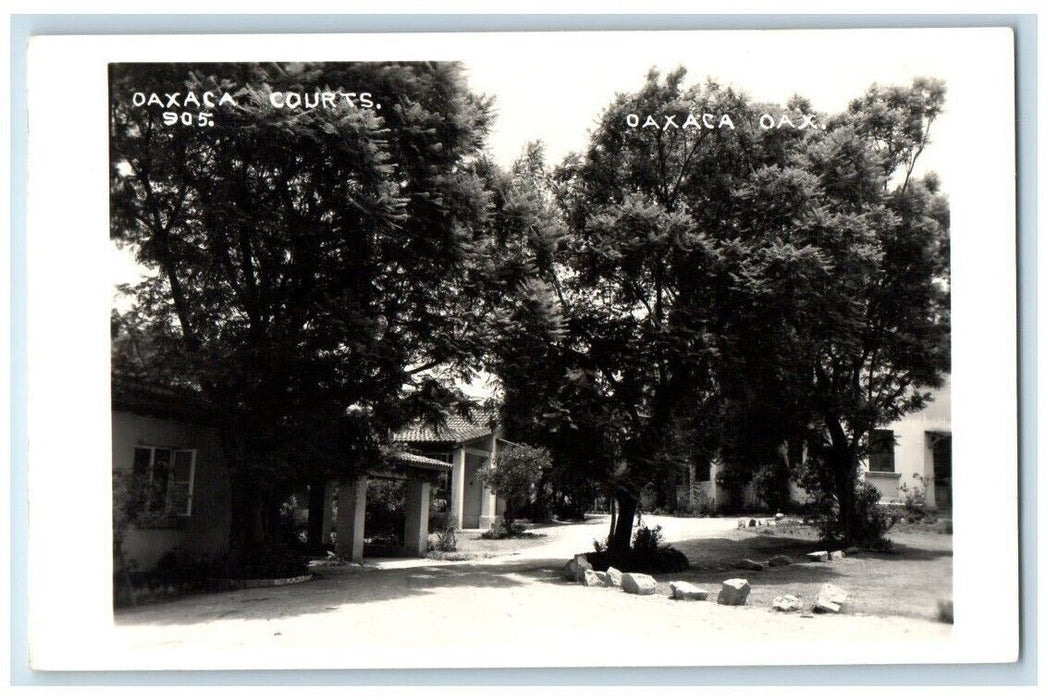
479,442,551,523
110,62,496,567
718,79,950,544
489,70,949,550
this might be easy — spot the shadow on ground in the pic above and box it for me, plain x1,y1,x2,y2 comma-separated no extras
116,526,951,626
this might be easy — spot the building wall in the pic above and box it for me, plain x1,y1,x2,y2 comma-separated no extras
677,378,951,512
112,410,231,571
862,378,951,508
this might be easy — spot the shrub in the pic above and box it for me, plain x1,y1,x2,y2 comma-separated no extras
898,474,928,518
480,519,543,540
587,522,689,574
428,518,457,552
815,481,894,548
479,443,550,522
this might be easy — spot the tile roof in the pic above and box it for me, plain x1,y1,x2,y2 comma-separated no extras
111,375,216,424
391,451,454,471
393,409,497,444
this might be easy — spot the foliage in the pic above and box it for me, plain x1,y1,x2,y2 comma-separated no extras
365,479,406,540
110,62,497,560
751,461,796,514
478,442,551,522
898,474,929,517
631,522,665,552
812,481,894,549
479,519,543,540
428,518,458,552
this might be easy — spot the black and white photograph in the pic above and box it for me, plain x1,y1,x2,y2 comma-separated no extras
23,28,1019,672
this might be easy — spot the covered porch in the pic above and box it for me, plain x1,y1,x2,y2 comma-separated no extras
317,452,453,563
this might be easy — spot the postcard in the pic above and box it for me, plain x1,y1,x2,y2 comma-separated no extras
25,28,1018,671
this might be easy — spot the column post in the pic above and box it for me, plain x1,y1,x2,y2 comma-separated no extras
450,446,466,529
403,473,432,557
478,434,498,528
335,475,368,563
320,481,336,546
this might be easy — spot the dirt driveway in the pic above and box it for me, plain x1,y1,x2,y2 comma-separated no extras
112,515,952,669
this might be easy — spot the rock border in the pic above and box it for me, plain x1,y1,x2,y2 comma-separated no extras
215,573,314,590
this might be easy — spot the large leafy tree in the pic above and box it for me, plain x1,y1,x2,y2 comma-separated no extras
110,62,495,563
491,70,949,550
718,79,950,543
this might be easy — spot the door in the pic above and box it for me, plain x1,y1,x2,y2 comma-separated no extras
462,457,484,528
931,433,952,512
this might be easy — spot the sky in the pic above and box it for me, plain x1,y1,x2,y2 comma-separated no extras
461,30,954,179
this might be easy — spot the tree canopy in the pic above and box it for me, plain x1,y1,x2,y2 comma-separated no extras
111,62,496,558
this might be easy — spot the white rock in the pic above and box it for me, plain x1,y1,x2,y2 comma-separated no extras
717,578,751,605
772,594,803,612
605,566,623,587
814,583,848,613
621,572,657,595
583,569,607,587
669,581,709,601
806,551,830,562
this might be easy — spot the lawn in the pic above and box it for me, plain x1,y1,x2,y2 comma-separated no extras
661,521,953,620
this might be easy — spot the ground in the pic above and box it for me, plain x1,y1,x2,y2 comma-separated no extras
112,515,953,669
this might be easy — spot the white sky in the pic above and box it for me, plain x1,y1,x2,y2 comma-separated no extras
464,32,952,178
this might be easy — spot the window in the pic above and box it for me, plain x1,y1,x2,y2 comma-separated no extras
868,430,896,473
132,446,196,516
694,460,712,482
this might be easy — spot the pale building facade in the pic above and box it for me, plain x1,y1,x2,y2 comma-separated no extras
675,377,952,513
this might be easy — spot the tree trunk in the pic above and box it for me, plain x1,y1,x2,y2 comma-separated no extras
610,488,639,553
607,489,617,542
222,432,266,574
306,476,327,551
827,440,860,544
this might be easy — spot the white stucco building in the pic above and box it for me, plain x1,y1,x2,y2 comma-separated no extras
676,376,952,513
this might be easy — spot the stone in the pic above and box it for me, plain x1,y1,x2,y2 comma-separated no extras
829,550,845,560
937,598,954,623
621,572,657,595
669,581,709,601
772,594,803,612
734,558,765,571
843,546,860,555
605,566,623,587
814,583,848,613
806,550,830,562
583,569,607,587
774,512,785,520
717,578,751,605
748,519,757,527
562,554,593,582
768,554,793,567
737,518,748,529
573,554,594,583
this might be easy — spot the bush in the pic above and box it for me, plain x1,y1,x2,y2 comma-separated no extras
479,443,550,522
898,474,928,517
816,481,894,548
428,518,457,552
587,522,689,574
480,519,543,540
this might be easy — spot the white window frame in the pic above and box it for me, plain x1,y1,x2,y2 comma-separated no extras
132,445,197,517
